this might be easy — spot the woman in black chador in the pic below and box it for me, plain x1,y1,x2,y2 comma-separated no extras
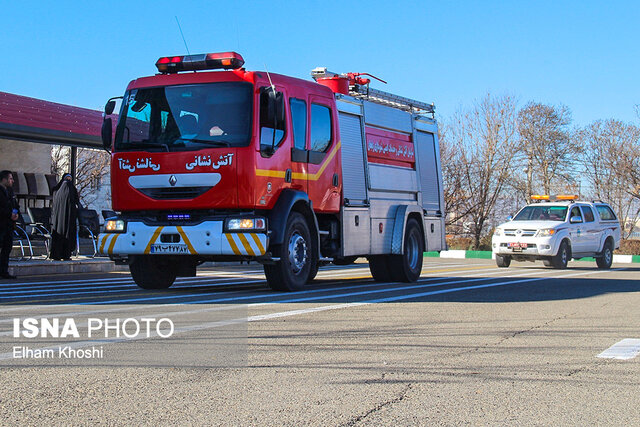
50,174,82,260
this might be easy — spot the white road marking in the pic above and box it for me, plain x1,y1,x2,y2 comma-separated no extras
597,339,640,360
0,268,622,362
0,266,498,323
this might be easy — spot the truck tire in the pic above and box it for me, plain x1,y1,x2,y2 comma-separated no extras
551,240,571,269
264,212,312,291
495,254,511,268
596,239,613,269
389,218,424,282
333,256,358,266
307,261,319,283
368,256,393,282
129,255,177,290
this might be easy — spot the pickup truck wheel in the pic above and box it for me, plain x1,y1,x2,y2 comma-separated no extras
551,241,570,269
264,212,312,291
389,218,424,282
368,256,392,282
596,240,613,269
495,254,511,268
129,255,176,289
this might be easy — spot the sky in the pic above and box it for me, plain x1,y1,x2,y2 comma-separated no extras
2,0,639,127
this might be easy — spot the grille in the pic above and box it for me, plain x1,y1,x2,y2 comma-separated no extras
504,229,537,237
137,186,211,200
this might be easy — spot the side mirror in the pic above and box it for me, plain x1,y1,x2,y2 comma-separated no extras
507,215,513,221
104,100,116,115
101,117,113,151
570,216,583,224
261,87,285,128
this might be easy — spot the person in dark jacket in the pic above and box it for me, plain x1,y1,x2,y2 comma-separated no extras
0,170,19,279
50,173,82,260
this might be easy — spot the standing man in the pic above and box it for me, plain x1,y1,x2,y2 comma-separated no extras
0,170,19,279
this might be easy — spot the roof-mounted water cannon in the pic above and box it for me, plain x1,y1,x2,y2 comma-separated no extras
311,67,435,115
156,52,245,74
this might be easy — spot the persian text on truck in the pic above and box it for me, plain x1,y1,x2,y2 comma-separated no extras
98,52,446,291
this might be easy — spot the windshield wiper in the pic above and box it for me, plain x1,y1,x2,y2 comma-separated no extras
180,138,231,147
121,141,169,152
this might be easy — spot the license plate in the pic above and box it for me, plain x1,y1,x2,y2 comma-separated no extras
508,242,527,252
150,244,189,254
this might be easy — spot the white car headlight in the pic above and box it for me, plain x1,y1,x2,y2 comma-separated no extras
535,228,556,237
493,228,502,236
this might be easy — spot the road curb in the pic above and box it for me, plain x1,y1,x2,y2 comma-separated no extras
425,250,640,263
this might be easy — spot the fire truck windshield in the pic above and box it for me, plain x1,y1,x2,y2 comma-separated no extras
114,82,253,152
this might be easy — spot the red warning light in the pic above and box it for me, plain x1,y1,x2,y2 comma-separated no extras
155,52,245,74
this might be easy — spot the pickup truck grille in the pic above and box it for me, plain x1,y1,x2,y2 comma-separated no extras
137,186,211,200
504,229,537,237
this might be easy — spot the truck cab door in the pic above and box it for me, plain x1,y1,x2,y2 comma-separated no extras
580,205,601,253
289,97,308,194
305,97,341,213
568,206,587,253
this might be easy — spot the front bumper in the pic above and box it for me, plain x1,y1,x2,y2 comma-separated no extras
491,235,557,257
98,221,268,257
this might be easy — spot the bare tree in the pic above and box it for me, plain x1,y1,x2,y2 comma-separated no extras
50,145,70,178
515,102,577,198
50,146,111,208
75,148,111,207
446,94,520,249
438,125,469,230
577,119,640,238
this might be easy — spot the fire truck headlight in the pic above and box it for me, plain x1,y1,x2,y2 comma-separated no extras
105,219,126,233
226,218,266,231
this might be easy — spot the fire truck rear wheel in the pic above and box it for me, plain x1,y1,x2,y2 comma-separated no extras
264,212,312,291
389,218,424,282
368,256,393,282
129,255,177,289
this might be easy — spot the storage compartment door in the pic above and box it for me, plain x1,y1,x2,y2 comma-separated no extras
415,131,442,213
338,112,368,206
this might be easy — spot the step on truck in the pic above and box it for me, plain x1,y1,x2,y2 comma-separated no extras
99,52,446,291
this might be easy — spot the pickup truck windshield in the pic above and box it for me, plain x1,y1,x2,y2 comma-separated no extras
513,206,568,221
114,82,252,152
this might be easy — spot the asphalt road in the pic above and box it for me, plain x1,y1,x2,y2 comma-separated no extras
1,258,639,426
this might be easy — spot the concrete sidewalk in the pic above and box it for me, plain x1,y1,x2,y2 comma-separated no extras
7,256,120,277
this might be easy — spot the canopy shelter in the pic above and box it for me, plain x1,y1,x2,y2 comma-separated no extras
0,91,107,209
0,91,104,149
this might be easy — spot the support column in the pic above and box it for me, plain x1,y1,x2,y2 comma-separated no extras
70,146,77,178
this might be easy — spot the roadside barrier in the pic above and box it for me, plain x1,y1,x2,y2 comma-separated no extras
425,250,640,263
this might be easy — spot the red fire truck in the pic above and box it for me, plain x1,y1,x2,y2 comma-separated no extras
99,52,445,291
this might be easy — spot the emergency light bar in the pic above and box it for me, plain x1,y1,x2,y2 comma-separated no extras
155,52,244,74
531,194,578,202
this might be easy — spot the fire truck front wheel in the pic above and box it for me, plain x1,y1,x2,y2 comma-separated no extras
129,255,177,290
264,212,312,291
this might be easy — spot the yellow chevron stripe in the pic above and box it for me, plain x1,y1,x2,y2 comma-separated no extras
176,226,197,254
255,140,341,181
250,233,265,255
107,234,120,255
144,227,164,254
237,233,255,256
99,234,110,254
225,233,241,255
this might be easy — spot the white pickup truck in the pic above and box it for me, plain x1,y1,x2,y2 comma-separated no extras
492,197,621,269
